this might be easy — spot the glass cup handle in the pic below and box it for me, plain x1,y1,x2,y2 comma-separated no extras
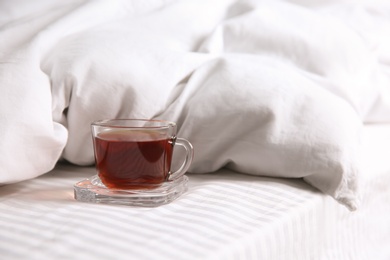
168,138,194,181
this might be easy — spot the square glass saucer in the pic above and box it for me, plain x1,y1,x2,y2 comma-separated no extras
74,175,188,207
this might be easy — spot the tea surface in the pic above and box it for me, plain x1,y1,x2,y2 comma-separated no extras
94,130,173,189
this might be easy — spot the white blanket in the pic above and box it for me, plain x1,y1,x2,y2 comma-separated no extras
1,0,390,210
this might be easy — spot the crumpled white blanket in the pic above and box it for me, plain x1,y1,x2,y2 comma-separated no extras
1,0,390,210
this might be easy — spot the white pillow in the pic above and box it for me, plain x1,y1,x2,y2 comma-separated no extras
157,55,361,210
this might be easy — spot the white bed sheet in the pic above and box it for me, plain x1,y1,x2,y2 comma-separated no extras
1,124,389,260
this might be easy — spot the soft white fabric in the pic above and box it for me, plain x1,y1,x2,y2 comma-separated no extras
1,0,390,210
1,125,390,260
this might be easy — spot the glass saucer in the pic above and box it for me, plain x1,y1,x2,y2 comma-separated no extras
74,175,188,207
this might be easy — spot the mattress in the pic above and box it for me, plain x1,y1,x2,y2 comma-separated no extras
1,123,389,260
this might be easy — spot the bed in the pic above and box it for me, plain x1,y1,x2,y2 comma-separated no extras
1,0,390,259
1,124,390,259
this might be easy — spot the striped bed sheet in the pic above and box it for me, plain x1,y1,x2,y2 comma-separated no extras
1,124,390,260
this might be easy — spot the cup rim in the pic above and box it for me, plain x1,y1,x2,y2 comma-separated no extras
91,119,176,129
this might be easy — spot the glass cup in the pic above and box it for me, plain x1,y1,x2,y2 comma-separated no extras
90,119,194,190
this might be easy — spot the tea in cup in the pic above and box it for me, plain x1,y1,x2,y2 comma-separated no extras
91,119,193,190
